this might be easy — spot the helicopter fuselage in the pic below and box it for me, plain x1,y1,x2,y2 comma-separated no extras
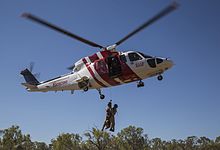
20,2,178,99
24,50,173,94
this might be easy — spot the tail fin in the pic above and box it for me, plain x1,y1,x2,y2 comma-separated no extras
20,68,39,85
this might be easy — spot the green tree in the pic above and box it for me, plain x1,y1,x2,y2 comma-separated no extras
117,125,149,150
1,125,35,150
150,137,165,150
51,133,82,150
33,142,49,150
84,128,112,150
1,125,22,150
213,136,220,150
197,136,214,150
215,136,220,144
0,137,2,149
184,136,198,150
109,135,121,150
1,125,220,150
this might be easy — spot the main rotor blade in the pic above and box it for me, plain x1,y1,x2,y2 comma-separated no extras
22,13,104,49
115,2,179,46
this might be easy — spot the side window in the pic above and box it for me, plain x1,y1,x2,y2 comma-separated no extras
147,59,156,68
156,58,163,64
95,60,107,74
119,55,127,63
128,52,142,61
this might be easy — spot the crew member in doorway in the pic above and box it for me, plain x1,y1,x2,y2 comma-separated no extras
108,56,121,77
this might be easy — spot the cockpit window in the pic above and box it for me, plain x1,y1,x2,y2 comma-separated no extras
147,59,156,68
138,52,152,59
120,54,127,62
128,52,142,61
74,66,80,72
68,65,75,71
156,58,163,64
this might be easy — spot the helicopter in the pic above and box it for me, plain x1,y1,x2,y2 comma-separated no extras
20,2,178,99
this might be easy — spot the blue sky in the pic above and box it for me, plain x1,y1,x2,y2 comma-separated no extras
1,0,220,143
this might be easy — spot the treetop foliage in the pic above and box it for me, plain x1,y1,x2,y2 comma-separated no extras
0,125,219,150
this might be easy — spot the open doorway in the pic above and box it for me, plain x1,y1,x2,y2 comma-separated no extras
107,56,122,78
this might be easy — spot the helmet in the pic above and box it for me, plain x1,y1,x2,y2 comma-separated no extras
108,100,112,107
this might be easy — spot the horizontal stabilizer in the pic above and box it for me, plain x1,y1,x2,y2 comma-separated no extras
21,83,38,89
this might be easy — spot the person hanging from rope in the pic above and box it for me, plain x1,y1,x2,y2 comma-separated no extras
110,103,118,132
101,100,112,131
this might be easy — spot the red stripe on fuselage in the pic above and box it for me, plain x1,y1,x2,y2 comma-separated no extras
88,54,99,62
85,50,141,87
118,61,141,83
92,53,120,86
82,58,107,88
100,51,140,83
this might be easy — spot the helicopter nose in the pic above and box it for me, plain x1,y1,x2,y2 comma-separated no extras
164,59,174,70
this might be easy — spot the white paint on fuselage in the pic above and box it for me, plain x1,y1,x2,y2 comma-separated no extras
122,51,173,80
26,51,173,93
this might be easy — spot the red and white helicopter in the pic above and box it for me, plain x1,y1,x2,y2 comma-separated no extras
21,2,178,99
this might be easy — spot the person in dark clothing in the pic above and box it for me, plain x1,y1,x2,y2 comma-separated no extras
108,56,122,77
110,104,118,132
101,100,112,131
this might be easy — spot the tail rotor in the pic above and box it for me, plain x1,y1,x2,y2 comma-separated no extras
20,62,40,85
29,62,40,79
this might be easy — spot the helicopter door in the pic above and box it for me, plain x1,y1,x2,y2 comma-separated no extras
107,56,122,78
95,59,108,76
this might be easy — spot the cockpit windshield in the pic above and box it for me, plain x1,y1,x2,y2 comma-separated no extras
67,64,75,71
138,52,152,59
